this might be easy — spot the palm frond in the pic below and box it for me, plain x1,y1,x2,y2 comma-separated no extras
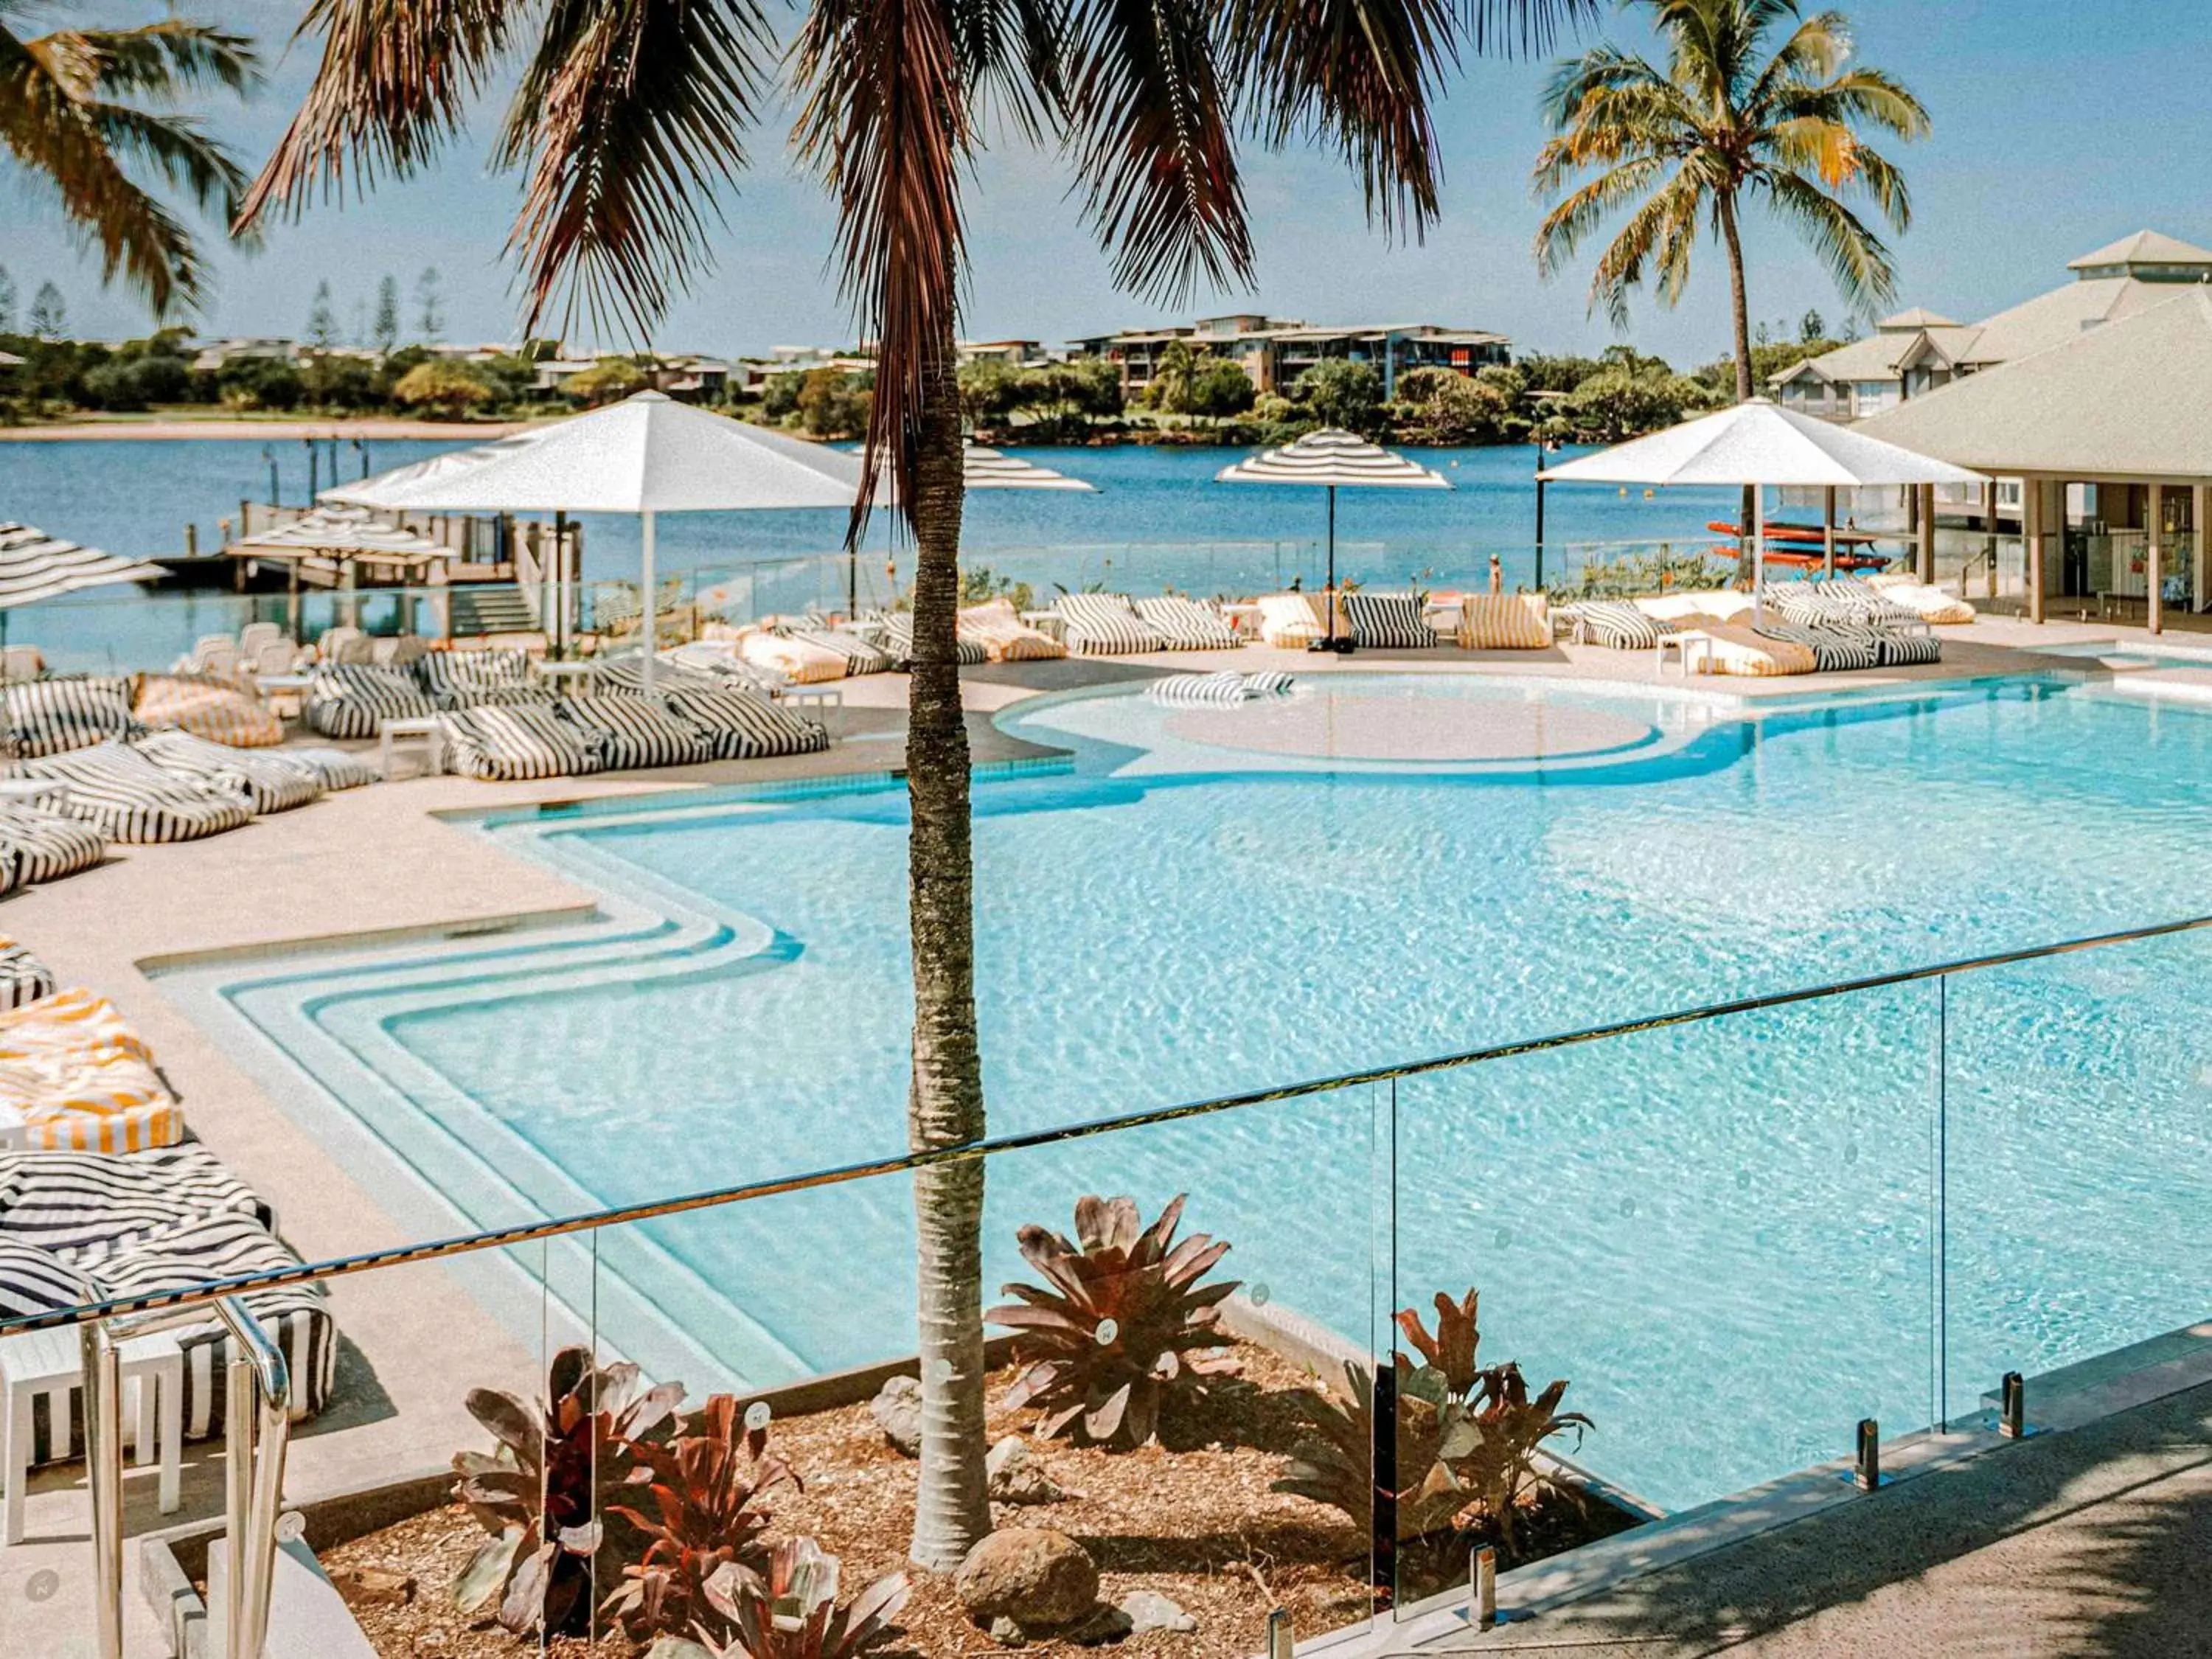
1062,0,1251,303
1461,0,1601,55
1585,164,1703,329
1757,166,1896,312
793,0,970,538
76,18,259,100
946,0,1068,142
1228,0,1458,240
1742,8,1846,115
496,0,771,340
235,0,515,223
1531,153,1666,276
1773,69,1929,141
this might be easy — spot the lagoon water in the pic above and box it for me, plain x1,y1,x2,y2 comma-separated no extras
0,436,1739,668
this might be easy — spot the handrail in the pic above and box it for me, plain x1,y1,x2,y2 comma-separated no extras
215,1299,292,1659
10,904,2212,1340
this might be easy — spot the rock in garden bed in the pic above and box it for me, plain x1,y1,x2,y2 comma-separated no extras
322,1341,1632,1659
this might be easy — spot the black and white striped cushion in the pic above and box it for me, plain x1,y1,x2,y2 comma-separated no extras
0,940,54,1009
1753,618,1882,671
557,695,713,771
1243,670,1295,695
1133,596,1241,650
0,1144,274,1265
586,655,723,696
0,804,105,885
8,741,253,843
664,688,830,759
1566,599,1669,650
1874,628,1942,667
1,677,141,759
868,613,985,668
415,650,552,709
132,731,323,814
1340,591,1434,649
1149,671,1253,706
1057,594,1164,655
437,704,604,780
303,664,436,740
782,628,894,677
278,746,378,790
0,1237,97,1323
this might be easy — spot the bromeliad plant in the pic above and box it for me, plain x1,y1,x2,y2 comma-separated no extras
643,1538,910,1659
1276,1290,1592,1557
604,1395,799,1641
987,1194,1239,1448
452,1346,685,1636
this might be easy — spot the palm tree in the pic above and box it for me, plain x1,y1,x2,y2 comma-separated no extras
0,4,258,318
241,0,1592,1573
1532,0,1925,568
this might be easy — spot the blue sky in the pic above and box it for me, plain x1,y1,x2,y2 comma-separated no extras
9,0,2211,364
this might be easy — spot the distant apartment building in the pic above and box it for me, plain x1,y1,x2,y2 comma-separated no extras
957,338,1048,368
1773,231,2212,421
1067,313,1511,397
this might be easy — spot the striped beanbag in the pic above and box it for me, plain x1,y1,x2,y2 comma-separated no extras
870,612,987,668
0,1237,96,1324
304,663,436,740
279,746,378,790
133,731,323,814
1133,595,1241,650
783,627,894,678
1457,593,1551,650
664,688,830,759
735,628,851,685
1565,599,1672,650
0,987,181,1154
130,672,285,748
9,741,252,843
1149,669,1298,706
956,600,1065,662
0,804,105,886
1752,618,1882,672
437,704,604,781
557,695,713,771
587,655,724,696
0,1144,274,1265
1341,591,1433,650
0,939,53,1010
416,648,553,709
1,677,141,759
1056,594,1166,655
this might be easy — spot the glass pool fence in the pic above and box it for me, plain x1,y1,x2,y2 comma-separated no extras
10,913,2212,1655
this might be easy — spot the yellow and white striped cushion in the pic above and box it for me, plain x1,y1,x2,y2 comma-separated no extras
1256,593,1325,647
1456,594,1551,650
1672,616,1816,677
958,601,1065,661
735,628,850,684
0,989,180,1152
131,673,285,748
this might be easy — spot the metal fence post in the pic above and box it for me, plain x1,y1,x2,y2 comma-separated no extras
82,1322,123,1659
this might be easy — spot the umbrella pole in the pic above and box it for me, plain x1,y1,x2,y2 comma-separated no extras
848,546,858,622
1325,484,1338,647
641,509,658,698
1753,488,1767,625
1823,487,1837,581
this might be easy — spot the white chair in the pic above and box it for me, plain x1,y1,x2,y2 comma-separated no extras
251,639,299,675
1,1324,183,1543
237,622,282,658
316,626,364,664
0,647,44,683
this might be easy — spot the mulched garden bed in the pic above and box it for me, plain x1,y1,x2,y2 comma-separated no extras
323,1340,1634,1658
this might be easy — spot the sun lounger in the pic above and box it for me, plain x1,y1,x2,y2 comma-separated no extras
0,941,53,1012
0,989,180,1154
661,641,799,692
132,731,324,814
1456,594,1553,650
1056,593,1166,655
437,704,605,780
1635,589,1753,624
1662,613,1816,676
0,1144,274,1263
869,611,987,668
585,653,723,696
6,741,251,843
1,676,141,759
1133,595,1241,650
556,695,714,770
957,599,1065,661
662,687,830,759
734,627,852,684
1561,599,1677,650
1750,616,1883,671
279,746,378,790
0,804,105,886
414,648,555,710
1340,591,1436,649
782,626,894,678
1148,670,1297,705
1256,592,1326,648
303,662,437,739
130,672,286,748
1868,573,1978,625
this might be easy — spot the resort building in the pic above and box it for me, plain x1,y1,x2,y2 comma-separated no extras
1773,231,2212,421
957,338,1049,367
1068,314,1512,397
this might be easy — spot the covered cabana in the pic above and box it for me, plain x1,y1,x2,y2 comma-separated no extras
1855,288,2212,631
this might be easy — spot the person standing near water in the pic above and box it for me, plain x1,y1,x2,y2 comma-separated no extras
1489,553,1503,594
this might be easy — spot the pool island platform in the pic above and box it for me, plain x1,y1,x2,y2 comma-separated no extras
4,611,2208,1656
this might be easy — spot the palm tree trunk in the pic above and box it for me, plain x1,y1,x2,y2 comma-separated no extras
1717,189,1758,588
904,316,993,1573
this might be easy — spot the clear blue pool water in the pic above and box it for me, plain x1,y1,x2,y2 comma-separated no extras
212,672,2212,1513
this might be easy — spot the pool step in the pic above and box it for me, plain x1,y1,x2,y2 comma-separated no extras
205,1534,378,1659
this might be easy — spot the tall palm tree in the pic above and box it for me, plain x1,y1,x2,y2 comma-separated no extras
1531,0,1925,568
0,4,257,318
241,0,1591,1573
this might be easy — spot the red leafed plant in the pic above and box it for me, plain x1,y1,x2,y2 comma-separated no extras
987,1193,1239,1447
641,1537,909,1659
602,1394,799,1639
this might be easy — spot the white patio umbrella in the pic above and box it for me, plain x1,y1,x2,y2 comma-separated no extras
335,392,870,692
961,442,1096,492
1216,428,1449,649
319,434,547,509
1537,399,1985,619
0,522,169,641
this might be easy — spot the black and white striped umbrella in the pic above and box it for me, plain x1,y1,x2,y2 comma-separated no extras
963,443,1096,492
1216,428,1450,643
0,522,170,610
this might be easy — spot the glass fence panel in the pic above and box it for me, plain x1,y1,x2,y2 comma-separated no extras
1391,980,1940,1616
1941,928,2212,1430
564,1084,1382,1655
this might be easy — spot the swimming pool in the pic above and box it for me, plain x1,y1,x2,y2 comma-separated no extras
167,671,2212,1514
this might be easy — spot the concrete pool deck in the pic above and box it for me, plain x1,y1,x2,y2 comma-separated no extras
0,615,2191,1654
